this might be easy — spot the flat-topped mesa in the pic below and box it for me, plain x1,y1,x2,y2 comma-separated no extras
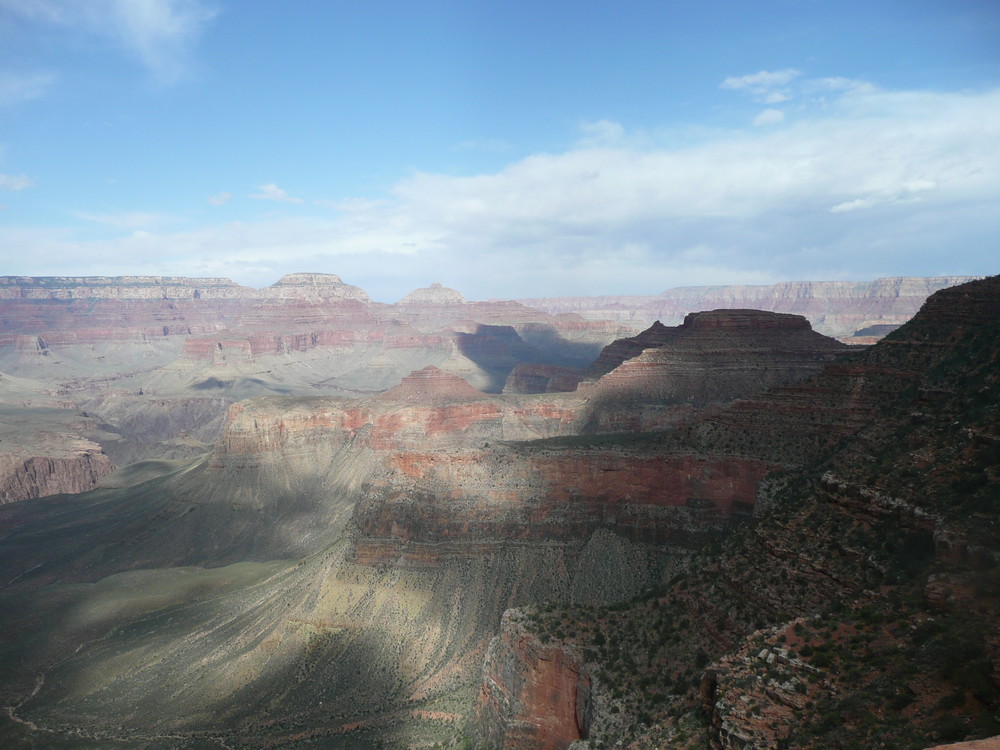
580,309,850,432
0,275,243,300
377,365,488,404
398,282,466,305
263,272,370,301
273,272,345,285
682,308,812,332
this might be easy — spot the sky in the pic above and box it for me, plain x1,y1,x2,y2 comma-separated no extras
0,0,998,302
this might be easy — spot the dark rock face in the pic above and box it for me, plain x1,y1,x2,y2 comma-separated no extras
0,408,116,505
579,309,850,433
0,451,115,504
474,276,1000,749
584,320,681,380
503,363,584,394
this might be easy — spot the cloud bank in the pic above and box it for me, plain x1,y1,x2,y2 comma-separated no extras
2,75,998,301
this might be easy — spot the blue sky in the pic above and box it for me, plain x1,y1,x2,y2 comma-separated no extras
1,0,998,301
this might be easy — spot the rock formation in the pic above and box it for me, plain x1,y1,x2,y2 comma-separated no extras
0,274,992,749
520,276,979,339
0,274,626,491
474,275,1000,749
398,281,466,304
477,610,591,750
576,309,849,433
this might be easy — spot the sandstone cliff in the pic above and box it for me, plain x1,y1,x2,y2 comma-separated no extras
477,610,592,750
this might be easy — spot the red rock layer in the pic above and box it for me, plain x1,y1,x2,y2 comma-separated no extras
476,612,590,750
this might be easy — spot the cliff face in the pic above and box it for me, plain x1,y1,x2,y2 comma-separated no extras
503,363,584,394
477,275,1000,749
0,273,627,469
578,310,849,433
0,450,115,504
0,409,116,504
520,276,979,339
477,611,591,750
212,311,852,567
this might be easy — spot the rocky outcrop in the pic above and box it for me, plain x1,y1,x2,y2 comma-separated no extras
398,282,466,304
520,276,979,339
584,320,680,380
0,450,114,504
503,363,584,394
266,272,371,301
579,310,850,433
480,276,1000,749
925,738,1000,750
477,610,591,750
0,423,115,505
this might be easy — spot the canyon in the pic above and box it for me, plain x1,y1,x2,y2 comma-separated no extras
520,276,979,341
0,273,996,749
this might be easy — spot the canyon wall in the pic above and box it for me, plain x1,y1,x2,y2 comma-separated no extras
520,276,979,339
475,275,1000,749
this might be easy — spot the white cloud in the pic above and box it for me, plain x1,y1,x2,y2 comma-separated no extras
721,68,803,105
0,173,35,190
251,183,305,204
722,68,801,91
752,108,785,126
830,178,938,213
577,119,626,147
2,82,998,299
106,0,218,83
0,71,57,107
1,0,217,84
721,69,802,90
807,77,878,95
207,191,232,206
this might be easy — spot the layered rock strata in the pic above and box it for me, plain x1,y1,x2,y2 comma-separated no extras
0,410,115,504
477,610,591,750
0,277,991,749
520,276,978,339
578,310,850,433
475,276,1000,749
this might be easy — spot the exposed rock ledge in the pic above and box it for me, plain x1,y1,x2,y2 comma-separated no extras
924,737,1000,750
476,609,592,750
398,282,467,304
0,449,115,504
